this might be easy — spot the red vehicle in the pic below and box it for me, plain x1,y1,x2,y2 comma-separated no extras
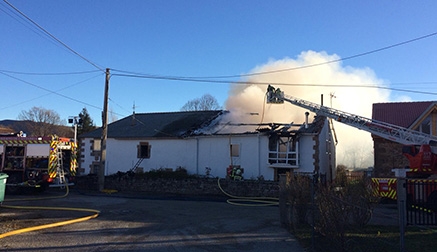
0,133,77,193
266,85,437,211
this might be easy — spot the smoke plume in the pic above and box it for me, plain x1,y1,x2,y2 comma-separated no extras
224,51,391,168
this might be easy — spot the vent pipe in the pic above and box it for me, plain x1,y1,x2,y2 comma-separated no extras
132,102,136,126
132,112,136,126
305,112,309,129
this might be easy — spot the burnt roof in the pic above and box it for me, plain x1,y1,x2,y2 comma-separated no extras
297,115,327,134
79,110,224,139
372,101,435,128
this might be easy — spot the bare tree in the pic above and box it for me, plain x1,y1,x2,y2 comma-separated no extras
18,106,62,136
181,94,221,111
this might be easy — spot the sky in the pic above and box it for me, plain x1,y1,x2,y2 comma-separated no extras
1,1,437,167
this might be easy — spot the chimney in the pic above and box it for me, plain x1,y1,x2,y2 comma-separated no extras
131,111,136,126
305,112,309,129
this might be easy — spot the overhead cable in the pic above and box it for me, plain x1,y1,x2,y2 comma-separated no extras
113,31,437,79
0,71,103,111
0,69,101,76
3,0,104,72
112,72,437,96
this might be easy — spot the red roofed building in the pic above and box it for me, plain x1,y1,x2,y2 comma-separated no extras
372,101,437,177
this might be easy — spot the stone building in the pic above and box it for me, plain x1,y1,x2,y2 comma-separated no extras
372,101,437,177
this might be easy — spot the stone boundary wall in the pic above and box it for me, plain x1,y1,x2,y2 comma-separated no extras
74,175,280,198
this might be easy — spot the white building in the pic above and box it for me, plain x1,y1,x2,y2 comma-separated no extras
79,110,336,181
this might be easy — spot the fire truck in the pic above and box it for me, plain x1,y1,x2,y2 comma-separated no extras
0,132,77,193
266,85,437,211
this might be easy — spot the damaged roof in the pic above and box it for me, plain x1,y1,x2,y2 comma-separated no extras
79,110,328,139
296,115,327,134
79,110,224,139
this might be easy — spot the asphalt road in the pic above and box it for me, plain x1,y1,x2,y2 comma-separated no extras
0,190,304,252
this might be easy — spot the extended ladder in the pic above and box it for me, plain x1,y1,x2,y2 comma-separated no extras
56,147,66,184
266,86,437,146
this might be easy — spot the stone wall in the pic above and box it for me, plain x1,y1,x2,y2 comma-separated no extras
74,175,280,198
373,137,409,177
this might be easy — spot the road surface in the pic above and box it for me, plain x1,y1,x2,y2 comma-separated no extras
0,190,304,251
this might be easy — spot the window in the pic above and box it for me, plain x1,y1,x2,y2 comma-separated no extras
91,163,100,174
268,136,298,167
230,144,240,157
137,142,151,158
92,139,101,151
419,117,431,134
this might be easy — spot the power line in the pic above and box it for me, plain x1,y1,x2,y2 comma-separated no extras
0,71,103,111
0,2,52,43
3,0,104,72
236,31,437,78
3,0,437,117
0,72,132,122
0,69,101,76
4,0,437,84
108,98,132,115
112,72,437,96
0,72,102,110
4,0,436,93
383,81,437,86
112,31,437,79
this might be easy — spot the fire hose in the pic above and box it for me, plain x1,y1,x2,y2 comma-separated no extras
217,177,279,206
0,183,100,239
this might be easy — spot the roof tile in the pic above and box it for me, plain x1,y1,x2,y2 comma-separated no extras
80,110,224,139
372,101,434,128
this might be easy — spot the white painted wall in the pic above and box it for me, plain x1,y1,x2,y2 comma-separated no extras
296,120,337,180
80,121,335,181
197,135,272,179
318,121,336,180
103,138,197,175
318,123,329,176
81,134,274,180
297,135,315,173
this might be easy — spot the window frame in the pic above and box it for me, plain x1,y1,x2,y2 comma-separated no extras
137,142,151,159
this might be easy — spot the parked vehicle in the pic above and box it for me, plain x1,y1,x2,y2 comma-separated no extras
0,132,77,193
266,85,437,211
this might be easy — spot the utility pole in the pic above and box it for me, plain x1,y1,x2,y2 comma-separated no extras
99,68,110,191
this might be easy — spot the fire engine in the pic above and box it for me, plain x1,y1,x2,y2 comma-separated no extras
266,85,437,211
0,132,77,193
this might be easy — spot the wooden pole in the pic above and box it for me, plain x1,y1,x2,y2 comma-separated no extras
99,68,110,191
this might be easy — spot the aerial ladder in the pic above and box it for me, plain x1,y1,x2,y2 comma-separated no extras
266,85,437,173
266,85,437,148
266,85,437,212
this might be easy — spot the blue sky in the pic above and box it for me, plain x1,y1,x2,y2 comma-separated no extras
1,0,437,128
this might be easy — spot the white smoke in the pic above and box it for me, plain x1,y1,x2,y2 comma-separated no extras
225,51,391,168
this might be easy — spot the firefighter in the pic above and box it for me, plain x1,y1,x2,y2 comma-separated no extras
231,166,243,180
